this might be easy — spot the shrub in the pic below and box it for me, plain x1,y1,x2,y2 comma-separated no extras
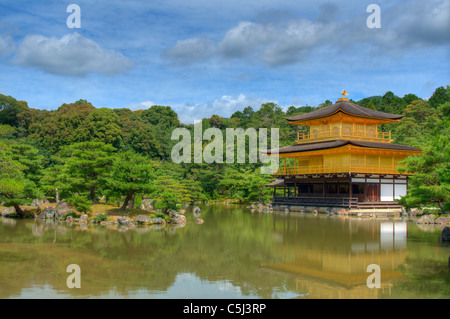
63,210,79,219
155,212,165,219
92,213,107,223
67,195,92,213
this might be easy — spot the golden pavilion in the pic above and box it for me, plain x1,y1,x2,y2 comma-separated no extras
265,91,422,209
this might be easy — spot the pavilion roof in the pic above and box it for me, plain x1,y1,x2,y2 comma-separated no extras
285,100,404,122
263,139,421,155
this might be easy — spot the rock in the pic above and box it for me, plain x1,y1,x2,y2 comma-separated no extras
138,199,154,211
401,207,408,216
127,221,136,228
1,207,16,217
193,206,201,214
134,215,151,225
171,215,186,224
435,217,450,225
37,211,46,219
416,214,436,224
116,216,129,225
178,209,186,215
442,227,450,241
65,216,73,223
409,208,421,216
55,209,69,220
80,214,89,222
196,218,204,224
149,217,165,225
168,210,178,217
24,210,37,219
55,201,69,212
100,221,108,226
42,206,55,219
31,198,49,207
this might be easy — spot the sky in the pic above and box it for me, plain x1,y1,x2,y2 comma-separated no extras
0,0,449,124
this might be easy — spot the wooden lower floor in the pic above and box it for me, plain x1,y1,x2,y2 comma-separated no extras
269,174,408,209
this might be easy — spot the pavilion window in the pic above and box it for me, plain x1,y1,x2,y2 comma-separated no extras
312,183,324,194
326,183,338,194
352,183,365,194
339,183,349,194
299,184,310,194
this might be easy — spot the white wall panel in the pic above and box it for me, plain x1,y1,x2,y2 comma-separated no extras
380,184,394,201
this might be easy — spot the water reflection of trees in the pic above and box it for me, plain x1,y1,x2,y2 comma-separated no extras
0,206,447,299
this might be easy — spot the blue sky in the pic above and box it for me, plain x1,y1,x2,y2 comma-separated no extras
0,0,448,123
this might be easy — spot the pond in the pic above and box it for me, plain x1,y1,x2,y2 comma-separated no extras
0,204,448,299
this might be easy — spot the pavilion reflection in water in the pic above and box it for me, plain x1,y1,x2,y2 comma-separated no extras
262,217,408,299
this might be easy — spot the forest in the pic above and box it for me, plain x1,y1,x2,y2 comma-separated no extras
0,86,449,217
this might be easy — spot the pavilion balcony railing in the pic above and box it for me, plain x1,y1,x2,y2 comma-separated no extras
297,129,391,144
271,163,408,176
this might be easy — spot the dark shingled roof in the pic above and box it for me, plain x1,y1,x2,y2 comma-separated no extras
285,100,404,122
266,179,285,187
263,139,421,155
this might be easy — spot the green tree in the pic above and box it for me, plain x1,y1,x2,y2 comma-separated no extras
106,150,155,210
0,141,43,217
390,100,441,146
0,94,29,127
27,100,95,152
428,86,450,109
397,129,450,211
152,175,191,213
380,91,406,114
141,105,181,159
84,108,123,148
10,143,45,185
67,194,92,214
121,120,162,157
40,164,77,202
59,141,116,202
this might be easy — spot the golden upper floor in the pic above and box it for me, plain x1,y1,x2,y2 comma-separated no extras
285,97,403,145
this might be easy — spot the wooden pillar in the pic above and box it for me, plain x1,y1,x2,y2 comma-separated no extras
323,181,326,198
349,176,353,199
364,177,367,202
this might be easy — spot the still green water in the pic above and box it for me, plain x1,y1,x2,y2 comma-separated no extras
0,204,448,299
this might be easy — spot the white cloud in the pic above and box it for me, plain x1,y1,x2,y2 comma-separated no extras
13,32,134,76
162,37,216,65
173,94,276,124
126,100,156,110
0,36,15,57
162,0,449,67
